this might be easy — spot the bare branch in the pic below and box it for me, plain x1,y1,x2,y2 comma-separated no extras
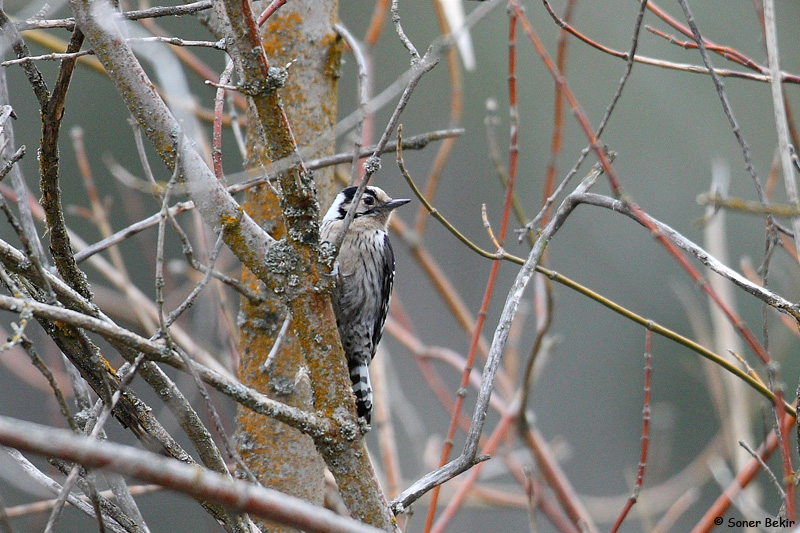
393,160,603,513
763,0,800,261
573,193,800,321
0,286,330,437
2,447,129,533
16,1,214,31
333,23,369,187
0,417,382,533
331,51,439,253
74,129,462,263
69,0,276,281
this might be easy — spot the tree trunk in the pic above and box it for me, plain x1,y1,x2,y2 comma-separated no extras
235,1,340,530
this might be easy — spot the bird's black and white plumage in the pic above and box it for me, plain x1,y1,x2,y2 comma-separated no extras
320,186,409,424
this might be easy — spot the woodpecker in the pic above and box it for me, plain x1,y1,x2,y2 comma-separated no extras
320,186,410,424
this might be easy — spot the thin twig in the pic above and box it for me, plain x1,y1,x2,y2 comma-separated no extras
330,51,439,253
0,145,24,182
645,25,762,72
257,0,288,26
541,0,576,225
0,35,222,69
1,50,94,67
2,448,128,533
644,1,765,73
19,336,76,432
4,485,161,519
155,162,180,335
212,60,235,181
74,129,463,264
524,0,647,236
260,312,291,373
131,36,224,49
166,233,225,328
697,192,800,217
674,0,771,212
390,0,421,63
15,1,214,31
610,330,653,533
738,439,786,500
334,23,369,187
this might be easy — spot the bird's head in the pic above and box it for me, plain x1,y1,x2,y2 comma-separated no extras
323,186,410,227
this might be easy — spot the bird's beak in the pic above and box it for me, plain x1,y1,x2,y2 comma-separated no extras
384,198,411,211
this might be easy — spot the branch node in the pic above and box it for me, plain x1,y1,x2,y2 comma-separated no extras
265,66,289,92
237,66,289,97
363,155,381,174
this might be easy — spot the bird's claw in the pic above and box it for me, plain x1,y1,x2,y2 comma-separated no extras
322,260,339,278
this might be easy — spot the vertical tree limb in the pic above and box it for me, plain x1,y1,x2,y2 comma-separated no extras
221,1,397,529
233,0,339,523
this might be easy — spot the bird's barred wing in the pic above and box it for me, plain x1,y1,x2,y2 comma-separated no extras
371,231,395,360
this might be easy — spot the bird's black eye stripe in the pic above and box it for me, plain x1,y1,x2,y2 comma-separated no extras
334,187,381,219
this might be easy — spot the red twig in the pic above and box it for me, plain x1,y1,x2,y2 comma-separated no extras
644,1,763,73
644,25,761,72
422,11,520,532
692,412,795,532
610,330,652,533
431,410,517,533
518,0,795,516
522,427,597,532
212,63,233,181
364,0,391,46
420,250,503,531
257,0,287,26
541,0,800,84
542,0,576,225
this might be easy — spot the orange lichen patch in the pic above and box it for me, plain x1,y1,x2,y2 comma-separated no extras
321,32,343,81
219,213,242,231
99,356,118,375
52,321,72,334
261,12,304,59
245,277,262,292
